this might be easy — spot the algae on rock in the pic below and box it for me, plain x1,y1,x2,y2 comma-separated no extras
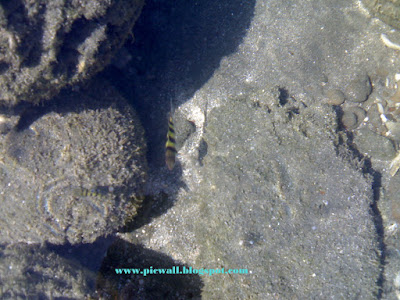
0,0,144,105
0,78,147,244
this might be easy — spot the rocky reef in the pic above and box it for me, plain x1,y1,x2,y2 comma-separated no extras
0,0,144,105
0,78,147,245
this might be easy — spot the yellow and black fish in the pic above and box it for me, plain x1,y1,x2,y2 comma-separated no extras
165,114,177,170
72,186,114,198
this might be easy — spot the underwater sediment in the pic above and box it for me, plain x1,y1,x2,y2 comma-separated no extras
362,0,400,30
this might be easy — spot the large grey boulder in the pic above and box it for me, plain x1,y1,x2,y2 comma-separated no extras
0,78,147,244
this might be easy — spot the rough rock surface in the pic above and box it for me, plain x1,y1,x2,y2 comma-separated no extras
0,0,144,105
0,243,97,299
362,0,400,30
197,93,379,298
129,89,380,299
0,78,147,244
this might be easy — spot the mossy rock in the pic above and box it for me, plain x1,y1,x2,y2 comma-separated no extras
0,0,144,105
0,78,147,244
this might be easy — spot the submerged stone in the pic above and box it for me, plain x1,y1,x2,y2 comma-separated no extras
0,0,144,105
0,78,147,244
354,127,397,161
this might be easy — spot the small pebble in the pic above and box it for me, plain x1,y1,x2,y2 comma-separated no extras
345,74,372,103
391,86,400,103
354,128,397,160
324,89,345,105
341,111,358,129
367,104,383,129
347,106,366,122
367,104,388,135
386,121,400,143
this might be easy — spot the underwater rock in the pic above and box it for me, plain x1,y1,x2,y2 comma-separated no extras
341,106,366,130
362,0,400,30
341,110,358,129
387,172,400,224
367,103,387,133
344,74,372,103
0,243,97,298
354,127,397,160
324,89,345,105
0,78,147,245
195,96,379,298
0,0,144,105
134,88,380,299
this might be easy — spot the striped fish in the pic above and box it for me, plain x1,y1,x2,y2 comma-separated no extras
72,186,114,198
165,113,177,170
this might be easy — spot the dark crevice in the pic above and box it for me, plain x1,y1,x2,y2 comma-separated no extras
0,62,9,74
54,17,100,79
198,138,208,166
371,171,385,299
333,113,385,299
15,103,49,131
2,0,45,68
278,87,289,106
